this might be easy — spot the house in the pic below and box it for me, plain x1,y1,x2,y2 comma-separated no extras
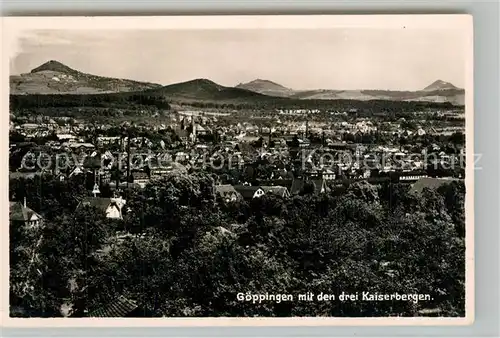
21,123,40,130
174,151,189,162
233,185,265,199
77,197,126,220
97,136,121,146
290,178,327,195
149,168,171,180
175,128,190,142
322,169,336,181
215,185,241,202
195,124,208,136
61,142,95,151
9,198,43,228
305,169,336,181
398,170,428,183
56,134,77,142
132,171,150,188
260,186,290,198
69,166,85,177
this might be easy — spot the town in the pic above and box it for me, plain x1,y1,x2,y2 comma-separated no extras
10,104,465,222
8,26,467,319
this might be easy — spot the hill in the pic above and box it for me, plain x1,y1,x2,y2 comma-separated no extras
422,79,460,91
9,72,462,113
235,78,465,105
10,60,162,95
143,78,271,103
10,61,465,106
235,79,295,97
8,78,272,111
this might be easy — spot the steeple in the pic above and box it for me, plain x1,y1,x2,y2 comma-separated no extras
92,183,100,197
92,169,101,197
191,115,197,143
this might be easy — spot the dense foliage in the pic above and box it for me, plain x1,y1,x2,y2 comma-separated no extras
10,91,457,112
9,174,466,317
10,93,171,110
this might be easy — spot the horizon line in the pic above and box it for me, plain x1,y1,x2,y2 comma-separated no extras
10,60,465,92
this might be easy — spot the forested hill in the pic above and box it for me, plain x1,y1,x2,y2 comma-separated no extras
11,60,161,95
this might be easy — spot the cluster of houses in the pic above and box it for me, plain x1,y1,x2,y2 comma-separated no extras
215,178,327,202
10,112,464,195
9,195,129,231
9,108,465,226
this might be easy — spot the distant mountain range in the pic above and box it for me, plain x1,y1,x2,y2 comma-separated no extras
236,78,465,105
10,60,465,106
10,60,161,95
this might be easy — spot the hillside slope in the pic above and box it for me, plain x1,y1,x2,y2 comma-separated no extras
422,79,460,91
10,60,162,95
145,78,272,103
236,79,295,97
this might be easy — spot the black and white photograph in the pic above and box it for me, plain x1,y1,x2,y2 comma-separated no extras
5,15,473,322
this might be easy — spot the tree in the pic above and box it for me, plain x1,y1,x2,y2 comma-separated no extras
9,169,465,317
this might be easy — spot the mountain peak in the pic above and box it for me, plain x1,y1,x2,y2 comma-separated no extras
178,78,223,89
235,79,294,97
241,79,287,88
422,79,460,91
30,60,79,75
12,60,161,95
191,78,217,85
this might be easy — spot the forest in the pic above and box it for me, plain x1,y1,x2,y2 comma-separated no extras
9,92,172,110
10,91,457,113
9,172,465,318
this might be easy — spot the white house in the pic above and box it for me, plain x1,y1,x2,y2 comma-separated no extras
233,185,266,199
77,197,126,220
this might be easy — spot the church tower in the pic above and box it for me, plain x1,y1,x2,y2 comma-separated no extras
190,115,197,143
92,169,100,197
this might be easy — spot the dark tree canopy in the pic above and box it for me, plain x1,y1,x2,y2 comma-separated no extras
10,174,465,317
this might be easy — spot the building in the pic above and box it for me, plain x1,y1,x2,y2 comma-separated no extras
61,142,95,151
9,198,43,228
290,178,327,195
132,171,150,188
149,168,171,180
77,197,126,220
215,185,241,202
260,186,290,198
398,170,428,183
233,185,265,199
56,134,77,142
21,123,40,130
97,136,121,146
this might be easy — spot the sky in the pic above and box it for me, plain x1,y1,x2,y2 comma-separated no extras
10,29,467,91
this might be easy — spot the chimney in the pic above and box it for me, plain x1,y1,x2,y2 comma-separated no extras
23,197,27,208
